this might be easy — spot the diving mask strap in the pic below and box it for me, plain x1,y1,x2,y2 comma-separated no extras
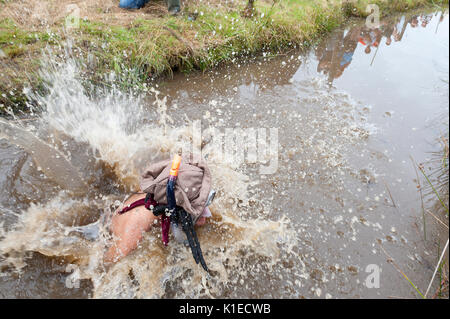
117,193,157,215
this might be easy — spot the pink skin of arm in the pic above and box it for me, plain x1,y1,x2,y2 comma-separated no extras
104,193,206,264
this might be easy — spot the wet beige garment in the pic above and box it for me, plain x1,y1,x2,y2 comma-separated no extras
140,156,212,218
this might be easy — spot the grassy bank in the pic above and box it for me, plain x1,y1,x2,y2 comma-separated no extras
413,134,449,298
0,0,448,113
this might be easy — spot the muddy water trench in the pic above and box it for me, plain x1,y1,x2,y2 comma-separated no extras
0,10,448,298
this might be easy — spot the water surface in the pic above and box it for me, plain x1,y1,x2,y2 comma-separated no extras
0,9,448,298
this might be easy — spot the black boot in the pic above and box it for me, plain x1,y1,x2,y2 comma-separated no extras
167,0,181,15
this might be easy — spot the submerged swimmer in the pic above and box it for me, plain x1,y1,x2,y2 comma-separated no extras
103,155,214,272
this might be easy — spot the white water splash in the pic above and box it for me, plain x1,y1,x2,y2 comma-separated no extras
0,47,304,298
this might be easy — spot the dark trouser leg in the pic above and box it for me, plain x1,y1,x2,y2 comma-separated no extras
119,0,150,9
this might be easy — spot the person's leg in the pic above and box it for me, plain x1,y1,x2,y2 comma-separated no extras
104,194,157,263
119,0,149,9
167,0,181,14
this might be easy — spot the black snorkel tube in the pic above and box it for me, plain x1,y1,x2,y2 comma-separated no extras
166,155,180,211
165,155,209,272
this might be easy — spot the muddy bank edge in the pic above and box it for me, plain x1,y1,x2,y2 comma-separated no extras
0,0,448,114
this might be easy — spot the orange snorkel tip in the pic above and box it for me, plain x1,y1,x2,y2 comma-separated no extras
169,154,182,177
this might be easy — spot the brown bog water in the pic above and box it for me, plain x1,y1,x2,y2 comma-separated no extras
0,9,448,298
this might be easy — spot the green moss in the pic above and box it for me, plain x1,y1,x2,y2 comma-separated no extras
0,18,53,58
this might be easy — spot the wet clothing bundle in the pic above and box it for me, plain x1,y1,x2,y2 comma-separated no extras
140,157,212,219
118,156,212,271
